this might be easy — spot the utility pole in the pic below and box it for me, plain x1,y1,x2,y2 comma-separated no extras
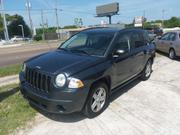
55,0,60,39
162,9,165,28
41,10,45,40
0,0,9,41
55,8,60,39
143,10,146,29
26,0,33,37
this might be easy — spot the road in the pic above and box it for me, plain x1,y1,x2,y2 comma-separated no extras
15,55,180,135
0,42,60,67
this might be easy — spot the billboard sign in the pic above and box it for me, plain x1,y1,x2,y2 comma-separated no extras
96,2,119,17
134,16,144,27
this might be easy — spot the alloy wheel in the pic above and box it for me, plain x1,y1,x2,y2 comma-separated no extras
91,87,106,113
169,49,175,59
145,61,152,77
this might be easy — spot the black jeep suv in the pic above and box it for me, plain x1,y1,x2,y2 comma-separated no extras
19,28,155,118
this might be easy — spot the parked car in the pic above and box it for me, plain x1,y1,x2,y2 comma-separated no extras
154,31,180,59
19,28,155,118
11,36,24,42
145,28,163,41
147,30,156,41
0,40,6,45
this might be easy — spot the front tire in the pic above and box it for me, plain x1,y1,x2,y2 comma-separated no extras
83,82,109,118
141,60,152,81
169,49,176,59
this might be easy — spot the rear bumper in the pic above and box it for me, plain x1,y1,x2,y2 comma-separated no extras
19,73,89,114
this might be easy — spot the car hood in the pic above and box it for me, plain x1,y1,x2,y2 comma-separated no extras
26,50,104,76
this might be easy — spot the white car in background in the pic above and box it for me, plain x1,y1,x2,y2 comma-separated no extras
0,40,6,45
11,36,24,42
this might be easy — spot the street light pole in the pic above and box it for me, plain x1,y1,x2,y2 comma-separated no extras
0,0,9,41
18,25,25,38
26,0,33,37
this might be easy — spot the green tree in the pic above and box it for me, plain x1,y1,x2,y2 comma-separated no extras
7,14,31,38
0,14,31,39
63,25,78,29
164,17,180,28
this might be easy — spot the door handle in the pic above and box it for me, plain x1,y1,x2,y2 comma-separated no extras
170,42,173,45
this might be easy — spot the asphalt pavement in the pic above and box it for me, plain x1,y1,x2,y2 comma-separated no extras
15,55,180,135
0,42,60,67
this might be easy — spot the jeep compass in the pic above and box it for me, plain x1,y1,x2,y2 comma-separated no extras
19,28,155,118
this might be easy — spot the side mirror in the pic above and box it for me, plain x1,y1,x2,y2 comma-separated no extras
113,49,126,58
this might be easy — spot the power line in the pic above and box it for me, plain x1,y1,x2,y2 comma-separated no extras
0,8,93,15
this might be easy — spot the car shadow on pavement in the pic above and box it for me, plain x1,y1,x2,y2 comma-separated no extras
110,79,141,102
30,104,86,123
156,51,180,62
30,78,142,123
0,87,19,102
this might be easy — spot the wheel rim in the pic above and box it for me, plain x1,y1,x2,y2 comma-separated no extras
91,87,106,113
145,61,152,77
169,50,175,59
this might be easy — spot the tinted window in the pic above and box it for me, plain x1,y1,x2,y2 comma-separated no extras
143,31,151,42
63,34,87,48
114,33,130,52
60,33,114,56
161,33,170,40
130,32,144,48
169,33,176,41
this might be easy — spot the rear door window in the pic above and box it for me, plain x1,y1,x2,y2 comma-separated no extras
130,31,144,49
169,33,176,41
161,33,170,40
143,31,151,43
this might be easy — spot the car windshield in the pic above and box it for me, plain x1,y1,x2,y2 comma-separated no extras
59,33,114,56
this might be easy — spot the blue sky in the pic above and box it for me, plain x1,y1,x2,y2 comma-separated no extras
3,0,180,28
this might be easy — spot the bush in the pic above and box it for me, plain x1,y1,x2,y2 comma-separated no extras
33,35,42,41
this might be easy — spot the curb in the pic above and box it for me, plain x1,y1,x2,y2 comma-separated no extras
0,44,22,48
0,75,19,87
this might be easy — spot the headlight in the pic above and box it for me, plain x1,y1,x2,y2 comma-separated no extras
68,78,84,89
55,74,66,87
22,63,26,72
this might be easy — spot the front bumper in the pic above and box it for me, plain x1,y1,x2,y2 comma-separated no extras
19,72,89,114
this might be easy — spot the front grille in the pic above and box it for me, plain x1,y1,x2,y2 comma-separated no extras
25,68,51,93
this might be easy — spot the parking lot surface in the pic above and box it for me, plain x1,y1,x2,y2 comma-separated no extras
16,55,180,135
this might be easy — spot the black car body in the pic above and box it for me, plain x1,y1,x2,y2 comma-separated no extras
19,28,155,118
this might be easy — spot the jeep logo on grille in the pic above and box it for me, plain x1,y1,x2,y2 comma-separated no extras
36,66,41,69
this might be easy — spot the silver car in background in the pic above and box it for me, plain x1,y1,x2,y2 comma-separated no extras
155,31,180,59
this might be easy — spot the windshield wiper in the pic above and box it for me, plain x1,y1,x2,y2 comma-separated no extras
70,49,89,55
58,48,69,52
